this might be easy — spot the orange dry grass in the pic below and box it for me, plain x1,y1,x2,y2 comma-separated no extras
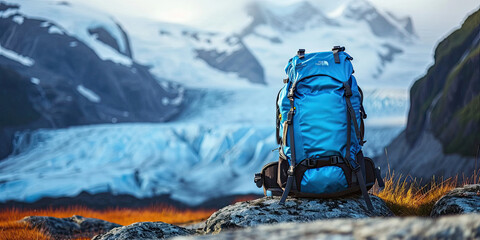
0,220,49,240
372,168,480,216
0,205,215,240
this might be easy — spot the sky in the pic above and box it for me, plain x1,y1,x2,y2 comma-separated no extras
81,0,480,45
369,0,480,43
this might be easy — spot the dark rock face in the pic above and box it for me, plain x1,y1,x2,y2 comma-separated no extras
0,4,184,159
195,36,265,85
0,1,18,11
178,29,265,85
20,215,121,239
0,66,41,127
203,196,393,234
0,14,182,125
405,9,480,156
92,222,195,240
87,23,133,58
173,214,480,240
431,184,480,217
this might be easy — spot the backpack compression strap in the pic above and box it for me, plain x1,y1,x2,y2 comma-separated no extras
279,88,297,204
275,87,283,145
343,82,374,211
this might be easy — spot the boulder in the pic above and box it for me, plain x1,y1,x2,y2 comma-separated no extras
431,184,480,217
92,222,196,240
172,214,480,240
204,196,393,234
20,215,120,239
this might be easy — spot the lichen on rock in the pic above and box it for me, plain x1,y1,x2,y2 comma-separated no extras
203,195,393,234
20,215,121,239
92,221,196,240
431,184,480,217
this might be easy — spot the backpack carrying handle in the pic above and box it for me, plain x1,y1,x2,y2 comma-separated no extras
297,49,305,58
332,46,345,63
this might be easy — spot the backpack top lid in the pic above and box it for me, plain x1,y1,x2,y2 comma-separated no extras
285,50,354,84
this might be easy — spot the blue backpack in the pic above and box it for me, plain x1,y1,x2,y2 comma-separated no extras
255,47,384,210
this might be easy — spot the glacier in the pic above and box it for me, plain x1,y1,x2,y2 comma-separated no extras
0,86,407,205
0,122,402,205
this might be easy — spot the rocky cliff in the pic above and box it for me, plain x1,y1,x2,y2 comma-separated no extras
375,9,480,179
406,9,480,156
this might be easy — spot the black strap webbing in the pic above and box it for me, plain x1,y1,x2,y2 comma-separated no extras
279,175,293,204
280,98,297,205
333,50,340,63
344,82,362,143
300,156,344,168
346,98,361,142
355,170,374,210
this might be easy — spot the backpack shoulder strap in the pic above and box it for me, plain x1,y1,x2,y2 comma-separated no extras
343,81,374,211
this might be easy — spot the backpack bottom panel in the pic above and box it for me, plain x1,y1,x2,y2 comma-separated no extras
300,166,348,194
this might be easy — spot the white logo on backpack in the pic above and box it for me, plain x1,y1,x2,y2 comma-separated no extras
315,60,329,66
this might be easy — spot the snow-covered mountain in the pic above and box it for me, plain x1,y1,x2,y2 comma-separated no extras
238,0,421,85
0,1,184,127
0,0,427,205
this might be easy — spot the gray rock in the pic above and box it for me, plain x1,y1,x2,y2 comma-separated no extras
180,221,206,231
92,221,195,240
173,214,480,240
20,215,121,239
431,184,480,217
203,196,393,234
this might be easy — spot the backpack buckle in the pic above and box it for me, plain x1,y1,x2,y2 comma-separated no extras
343,82,353,97
286,109,295,124
332,46,345,52
288,87,295,99
330,156,339,164
287,166,295,175
254,173,263,188
306,158,316,167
